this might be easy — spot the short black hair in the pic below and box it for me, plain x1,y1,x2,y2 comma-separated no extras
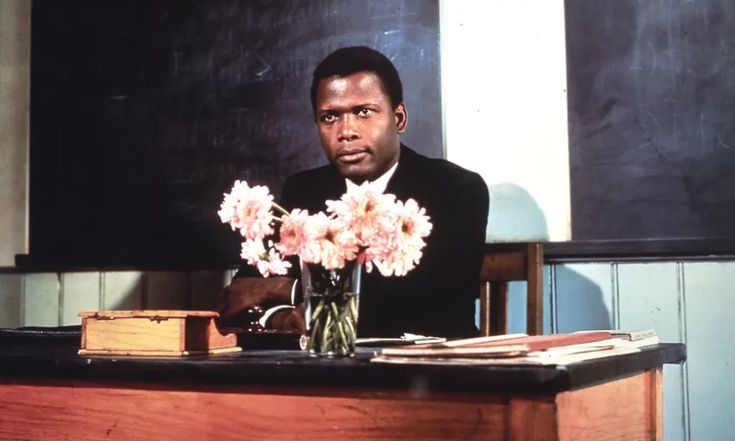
310,46,403,114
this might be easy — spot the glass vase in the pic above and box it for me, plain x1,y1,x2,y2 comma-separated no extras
300,260,362,357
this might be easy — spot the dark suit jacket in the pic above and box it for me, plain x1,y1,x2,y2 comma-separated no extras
279,145,489,338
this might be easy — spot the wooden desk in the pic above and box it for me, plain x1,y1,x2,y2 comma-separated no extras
0,341,685,441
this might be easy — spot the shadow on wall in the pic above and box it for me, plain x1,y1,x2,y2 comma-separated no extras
486,183,549,242
102,271,234,312
554,265,613,332
485,183,611,333
483,183,552,332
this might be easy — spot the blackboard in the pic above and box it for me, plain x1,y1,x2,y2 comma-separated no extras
26,0,441,268
565,0,735,246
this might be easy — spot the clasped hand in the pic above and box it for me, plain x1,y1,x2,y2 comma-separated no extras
215,276,305,333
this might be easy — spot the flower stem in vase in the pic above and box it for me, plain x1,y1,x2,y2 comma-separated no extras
306,290,358,356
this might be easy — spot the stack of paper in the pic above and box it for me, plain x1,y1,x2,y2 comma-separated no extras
370,330,658,366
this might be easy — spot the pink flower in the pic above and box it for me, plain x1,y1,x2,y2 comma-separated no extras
301,213,359,270
326,181,397,245
218,180,274,240
241,239,292,277
257,247,292,277
240,239,266,265
275,208,310,257
365,198,432,277
393,198,432,244
372,247,423,277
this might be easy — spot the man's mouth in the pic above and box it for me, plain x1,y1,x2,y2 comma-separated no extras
337,149,369,164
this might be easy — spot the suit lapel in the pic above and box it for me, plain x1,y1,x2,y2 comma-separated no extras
385,145,419,200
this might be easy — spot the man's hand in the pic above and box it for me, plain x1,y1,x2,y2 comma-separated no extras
268,304,306,334
215,276,295,325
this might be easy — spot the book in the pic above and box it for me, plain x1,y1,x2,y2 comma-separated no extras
371,345,640,366
573,329,659,348
379,331,613,358
78,310,241,357
356,333,447,347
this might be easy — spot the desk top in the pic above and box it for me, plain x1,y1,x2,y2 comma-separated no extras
0,335,685,395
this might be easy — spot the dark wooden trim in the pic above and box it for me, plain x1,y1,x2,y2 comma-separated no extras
15,237,735,272
545,238,735,262
14,253,240,272
492,238,735,264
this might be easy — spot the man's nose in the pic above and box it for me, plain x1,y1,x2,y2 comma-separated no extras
337,114,360,142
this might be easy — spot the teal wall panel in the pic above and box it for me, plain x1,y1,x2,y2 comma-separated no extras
507,280,527,334
617,263,683,342
617,263,686,441
506,266,553,334
102,271,143,310
60,272,101,325
145,272,189,310
191,270,229,311
0,273,22,327
683,262,735,441
23,273,59,326
555,263,614,332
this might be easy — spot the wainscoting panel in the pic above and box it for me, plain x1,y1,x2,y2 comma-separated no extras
23,273,59,326
144,272,189,310
190,270,231,311
617,262,686,441
554,263,615,332
506,266,553,334
0,273,22,327
102,271,143,311
617,263,683,342
682,262,735,441
60,272,101,325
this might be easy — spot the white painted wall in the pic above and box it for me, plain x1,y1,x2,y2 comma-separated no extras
440,0,571,242
0,0,30,266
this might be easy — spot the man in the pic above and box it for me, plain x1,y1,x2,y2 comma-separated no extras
217,46,488,337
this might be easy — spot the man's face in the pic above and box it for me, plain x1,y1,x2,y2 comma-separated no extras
314,71,407,182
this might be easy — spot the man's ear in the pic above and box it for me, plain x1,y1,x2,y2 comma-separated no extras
394,102,408,134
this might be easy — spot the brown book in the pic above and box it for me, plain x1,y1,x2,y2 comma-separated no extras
78,310,241,357
379,331,613,358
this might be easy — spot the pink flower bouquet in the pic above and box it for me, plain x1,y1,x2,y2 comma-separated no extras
218,179,432,356
218,180,432,277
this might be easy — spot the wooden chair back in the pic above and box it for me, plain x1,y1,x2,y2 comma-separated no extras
478,243,544,336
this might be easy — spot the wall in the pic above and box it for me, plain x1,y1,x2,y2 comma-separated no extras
441,0,571,242
0,269,234,328
0,0,30,266
507,260,731,441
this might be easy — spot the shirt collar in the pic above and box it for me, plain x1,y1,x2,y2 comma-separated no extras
345,161,399,194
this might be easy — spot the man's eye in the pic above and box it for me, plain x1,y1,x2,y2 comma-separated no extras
321,114,337,123
357,108,373,117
